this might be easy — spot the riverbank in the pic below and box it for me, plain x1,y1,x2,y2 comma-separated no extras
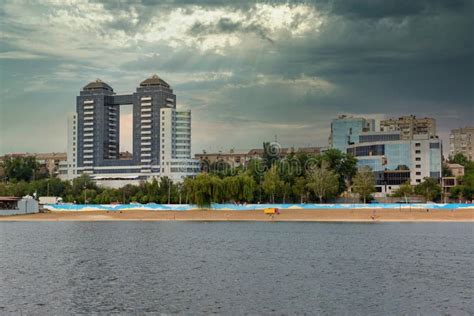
1,208,473,222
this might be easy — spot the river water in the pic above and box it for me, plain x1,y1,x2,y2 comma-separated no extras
0,222,472,314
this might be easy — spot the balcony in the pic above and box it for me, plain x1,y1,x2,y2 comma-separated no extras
141,108,152,112
141,102,152,107
141,147,151,152
141,125,151,129
141,153,151,157
141,136,151,140
141,130,152,135
141,142,152,146
83,100,94,104
141,97,152,101
84,105,94,110
84,127,94,132
141,113,152,118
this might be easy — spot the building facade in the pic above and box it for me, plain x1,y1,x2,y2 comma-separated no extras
60,75,200,186
347,133,442,194
449,127,474,160
329,115,375,153
195,147,321,169
380,115,436,140
330,115,442,196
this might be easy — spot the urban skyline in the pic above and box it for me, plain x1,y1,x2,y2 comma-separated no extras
1,1,473,156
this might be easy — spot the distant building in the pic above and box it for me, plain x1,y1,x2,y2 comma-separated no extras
329,115,375,152
195,147,321,169
380,115,436,140
449,127,474,160
0,152,67,177
59,75,200,186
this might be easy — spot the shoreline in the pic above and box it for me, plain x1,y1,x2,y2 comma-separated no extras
1,209,473,222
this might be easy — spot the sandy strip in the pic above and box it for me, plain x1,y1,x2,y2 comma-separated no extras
0,209,473,222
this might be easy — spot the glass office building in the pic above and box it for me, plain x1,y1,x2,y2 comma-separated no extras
346,133,442,194
329,115,375,152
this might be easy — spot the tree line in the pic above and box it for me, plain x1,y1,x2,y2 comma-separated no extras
2,149,471,207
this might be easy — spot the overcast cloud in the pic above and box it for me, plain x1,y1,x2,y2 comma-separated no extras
0,0,472,155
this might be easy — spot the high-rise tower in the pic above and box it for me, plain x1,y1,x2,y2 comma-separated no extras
62,75,200,186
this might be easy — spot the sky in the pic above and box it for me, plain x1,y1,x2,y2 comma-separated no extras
0,0,472,156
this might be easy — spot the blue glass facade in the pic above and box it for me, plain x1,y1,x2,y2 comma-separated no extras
330,117,373,152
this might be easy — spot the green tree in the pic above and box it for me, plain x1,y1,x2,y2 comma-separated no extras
451,153,469,166
320,149,358,194
352,166,376,203
306,164,339,203
391,182,414,200
414,177,442,202
192,173,214,207
262,165,283,203
442,163,453,177
2,156,41,181
293,177,308,203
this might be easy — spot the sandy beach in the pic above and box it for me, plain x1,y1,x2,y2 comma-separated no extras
0,208,473,222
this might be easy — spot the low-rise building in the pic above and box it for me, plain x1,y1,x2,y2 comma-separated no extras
446,163,465,178
0,197,39,216
195,147,321,169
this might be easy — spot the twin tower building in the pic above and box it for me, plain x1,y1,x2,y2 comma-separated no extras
61,75,200,187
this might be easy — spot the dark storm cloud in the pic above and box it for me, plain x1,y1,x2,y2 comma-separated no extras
1,0,472,154
188,18,274,43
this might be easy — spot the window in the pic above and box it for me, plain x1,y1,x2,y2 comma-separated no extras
416,179,421,183
416,164,421,168
162,128,164,131
416,157,421,161
416,172,421,175
415,143,421,147
415,150,421,154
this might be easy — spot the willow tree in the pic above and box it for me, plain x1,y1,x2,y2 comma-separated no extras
352,166,376,203
191,173,213,207
306,165,339,203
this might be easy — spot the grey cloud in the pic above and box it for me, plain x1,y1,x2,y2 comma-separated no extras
188,18,274,43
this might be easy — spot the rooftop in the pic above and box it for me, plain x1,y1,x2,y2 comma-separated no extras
140,74,170,88
83,79,113,92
